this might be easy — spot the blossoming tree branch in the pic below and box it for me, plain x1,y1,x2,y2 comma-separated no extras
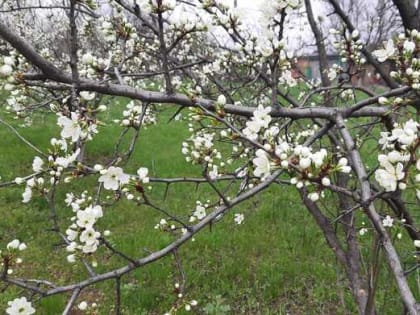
0,0,419,314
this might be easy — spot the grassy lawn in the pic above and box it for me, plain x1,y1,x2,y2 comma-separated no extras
0,100,413,314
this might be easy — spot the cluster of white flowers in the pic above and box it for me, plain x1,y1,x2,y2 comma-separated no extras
6,239,27,251
183,299,198,312
6,297,35,315
327,64,343,81
0,54,15,78
169,8,206,35
245,106,348,173
65,192,106,262
37,139,79,173
154,218,169,230
243,105,272,140
77,301,98,312
182,130,222,167
98,18,117,43
375,155,406,192
202,48,244,80
0,54,34,115
119,101,156,128
137,0,176,14
79,52,111,79
373,38,395,63
340,89,355,101
241,106,353,200
57,111,98,143
19,177,44,203
287,156,346,201
178,105,351,201
137,167,150,184
154,217,189,235
189,200,208,222
379,119,418,149
260,0,300,28
2,239,27,276
373,30,420,89
331,28,365,66
17,136,83,203
96,165,150,199
5,90,27,114
375,119,419,196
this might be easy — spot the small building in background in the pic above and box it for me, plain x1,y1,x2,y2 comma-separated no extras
293,54,390,86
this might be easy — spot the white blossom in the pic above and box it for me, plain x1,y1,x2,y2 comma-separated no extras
137,167,150,183
243,119,262,140
375,160,404,192
372,39,395,62
3,56,14,65
253,149,271,180
32,156,44,173
80,228,100,245
359,228,368,236
82,242,98,254
18,243,27,251
67,254,76,263
327,68,337,81
14,177,24,185
80,91,96,101
403,40,415,53
6,297,35,315
243,105,272,140
388,119,419,146
299,157,311,169
191,204,206,221
22,186,32,203
66,229,78,241
98,166,130,190
66,242,77,252
78,301,88,310
55,149,80,168
308,192,319,202
253,105,272,129
208,165,219,180
338,157,351,173
0,64,13,77
234,213,244,225
7,239,21,250
378,97,388,105
76,210,97,229
81,53,94,64
217,94,226,105
386,151,409,163
57,112,82,143
382,215,394,227
321,177,331,186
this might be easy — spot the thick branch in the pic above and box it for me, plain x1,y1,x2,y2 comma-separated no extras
392,0,420,31
336,115,418,315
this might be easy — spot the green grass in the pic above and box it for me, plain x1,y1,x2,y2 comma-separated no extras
0,102,415,314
